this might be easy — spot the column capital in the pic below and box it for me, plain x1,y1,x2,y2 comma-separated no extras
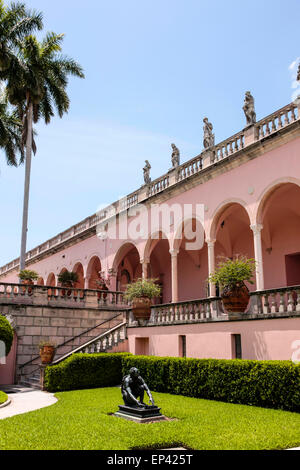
206,239,216,247
250,224,263,234
169,249,179,257
140,258,150,265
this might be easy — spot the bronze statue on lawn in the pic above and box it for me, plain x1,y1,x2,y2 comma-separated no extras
121,367,155,408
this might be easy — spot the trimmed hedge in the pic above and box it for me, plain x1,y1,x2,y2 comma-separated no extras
44,353,131,392
0,315,14,356
0,391,8,405
45,353,300,412
121,355,300,412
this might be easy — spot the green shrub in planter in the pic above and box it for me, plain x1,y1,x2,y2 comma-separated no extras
0,315,14,356
124,278,161,301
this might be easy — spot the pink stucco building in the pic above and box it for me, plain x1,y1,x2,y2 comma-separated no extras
1,96,300,380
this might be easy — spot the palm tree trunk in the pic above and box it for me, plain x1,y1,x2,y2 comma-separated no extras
20,102,33,271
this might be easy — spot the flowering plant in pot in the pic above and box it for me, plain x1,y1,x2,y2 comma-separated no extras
39,340,56,364
124,278,161,321
18,270,39,294
208,256,256,313
57,270,78,296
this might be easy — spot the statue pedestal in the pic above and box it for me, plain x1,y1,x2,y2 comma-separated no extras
114,405,166,423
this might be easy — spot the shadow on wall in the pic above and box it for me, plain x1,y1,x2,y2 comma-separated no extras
252,331,270,361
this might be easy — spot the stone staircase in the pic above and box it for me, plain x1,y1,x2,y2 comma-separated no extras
19,314,128,389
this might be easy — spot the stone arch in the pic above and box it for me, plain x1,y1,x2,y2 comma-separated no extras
254,179,300,289
86,255,102,289
143,230,170,261
255,177,300,225
72,262,85,289
208,198,252,241
37,277,44,286
46,272,56,287
113,242,141,291
171,216,205,253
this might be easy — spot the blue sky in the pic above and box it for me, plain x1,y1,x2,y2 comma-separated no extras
1,0,300,266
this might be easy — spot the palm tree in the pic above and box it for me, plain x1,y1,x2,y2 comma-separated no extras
5,32,84,269
0,0,43,74
0,89,24,165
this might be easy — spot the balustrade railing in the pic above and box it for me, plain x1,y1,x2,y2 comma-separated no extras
0,282,130,308
256,102,298,140
148,297,224,324
75,322,127,356
214,131,245,162
249,285,300,315
149,175,170,196
176,156,203,182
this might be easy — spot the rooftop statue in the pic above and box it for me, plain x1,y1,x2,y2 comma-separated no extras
143,160,151,185
121,367,155,408
171,143,180,168
243,91,256,125
203,117,215,149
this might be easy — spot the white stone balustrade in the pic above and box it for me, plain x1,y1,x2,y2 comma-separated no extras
249,286,300,315
148,297,224,325
256,103,298,140
78,322,127,354
149,175,169,196
214,131,245,162
176,156,202,182
0,282,129,308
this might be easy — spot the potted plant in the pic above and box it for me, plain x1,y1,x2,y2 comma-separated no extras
57,270,78,296
39,340,56,364
95,276,109,300
208,256,256,313
124,278,161,321
18,269,39,294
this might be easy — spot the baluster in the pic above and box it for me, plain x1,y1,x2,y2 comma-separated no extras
175,305,179,322
296,290,300,313
270,293,278,313
263,293,270,314
229,141,233,154
265,121,270,136
271,118,276,132
194,302,200,321
287,291,295,312
206,302,211,319
277,113,283,128
284,111,289,126
291,107,296,122
234,138,239,151
278,292,285,313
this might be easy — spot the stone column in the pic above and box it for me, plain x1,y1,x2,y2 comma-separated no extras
141,258,150,279
251,224,264,291
170,249,179,303
207,239,216,297
84,276,90,289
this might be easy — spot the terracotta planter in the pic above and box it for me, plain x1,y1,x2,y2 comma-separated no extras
221,283,250,313
60,282,73,297
21,279,34,294
132,297,152,321
39,345,55,364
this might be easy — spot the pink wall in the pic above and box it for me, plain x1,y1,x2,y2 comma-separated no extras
0,334,17,385
128,317,300,361
1,136,300,301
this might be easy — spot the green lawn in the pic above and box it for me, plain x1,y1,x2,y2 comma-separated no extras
0,387,300,450
0,391,8,405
